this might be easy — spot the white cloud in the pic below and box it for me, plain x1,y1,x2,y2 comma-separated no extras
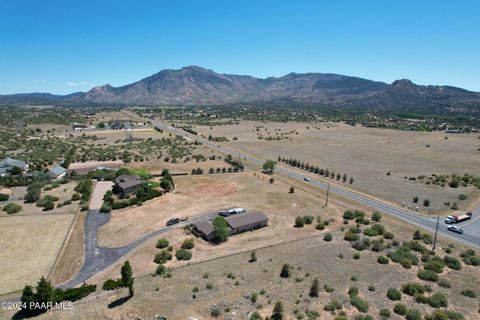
66,81,79,87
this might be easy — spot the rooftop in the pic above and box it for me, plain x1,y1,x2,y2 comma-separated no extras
225,211,268,229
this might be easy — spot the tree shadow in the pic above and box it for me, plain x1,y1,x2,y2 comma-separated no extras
12,309,47,320
107,296,131,309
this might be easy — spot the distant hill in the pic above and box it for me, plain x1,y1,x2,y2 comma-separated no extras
1,66,479,113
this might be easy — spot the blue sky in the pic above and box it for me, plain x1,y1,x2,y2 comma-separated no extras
1,0,479,94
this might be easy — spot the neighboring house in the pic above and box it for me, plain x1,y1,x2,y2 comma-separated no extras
114,175,144,197
193,221,216,242
48,165,67,179
193,211,268,241
0,157,28,176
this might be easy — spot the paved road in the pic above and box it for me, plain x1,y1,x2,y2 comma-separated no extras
61,202,218,288
153,120,480,249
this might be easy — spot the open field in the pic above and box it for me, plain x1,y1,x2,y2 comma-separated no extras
193,121,480,212
0,214,74,295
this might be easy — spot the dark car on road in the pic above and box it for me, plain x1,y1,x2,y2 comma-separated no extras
447,225,464,234
166,218,181,226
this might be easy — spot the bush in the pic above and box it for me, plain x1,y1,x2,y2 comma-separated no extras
100,202,111,213
372,211,382,222
353,253,361,260
437,278,451,288
181,238,195,249
458,193,467,200
155,264,167,276
175,249,192,261
348,286,359,296
323,233,332,242
427,293,448,308
401,283,426,296
102,278,122,290
393,303,407,316
377,256,390,265
460,250,480,266
417,269,439,282
316,222,325,230
424,310,465,320
443,255,461,270
154,249,172,264
383,231,394,239
424,259,444,273
386,288,401,301
387,246,418,268
405,309,422,320
324,300,342,311
2,203,22,214
350,295,369,312
63,199,72,205
460,289,476,298
379,309,391,318
156,238,169,249
0,193,9,201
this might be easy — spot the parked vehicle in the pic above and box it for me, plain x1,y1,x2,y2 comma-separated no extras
166,218,181,226
304,177,310,181
228,207,246,215
180,216,188,221
445,212,472,224
447,225,464,234
219,210,230,217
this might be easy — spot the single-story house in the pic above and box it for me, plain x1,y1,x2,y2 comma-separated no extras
193,211,268,241
48,165,67,179
114,175,144,197
193,221,216,241
0,157,28,176
225,211,268,234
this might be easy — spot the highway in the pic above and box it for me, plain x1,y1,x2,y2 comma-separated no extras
153,120,480,249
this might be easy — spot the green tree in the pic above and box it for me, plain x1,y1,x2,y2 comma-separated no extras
21,285,35,311
212,216,229,243
160,178,172,192
289,186,295,193
271,301,285,320
423,199,430,207
280,263,291,278
413,196,419,203
262,160,277,173
309,278,320,297
121,261,134,297
35,276,54,304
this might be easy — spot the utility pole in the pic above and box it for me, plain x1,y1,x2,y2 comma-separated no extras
432,213,440,253
324,183,330,207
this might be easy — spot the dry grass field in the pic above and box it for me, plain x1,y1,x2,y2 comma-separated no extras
194,121,480,212
0,214,74,295
48,211,86,286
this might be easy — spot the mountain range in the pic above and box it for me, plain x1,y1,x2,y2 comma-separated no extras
2,66,480,113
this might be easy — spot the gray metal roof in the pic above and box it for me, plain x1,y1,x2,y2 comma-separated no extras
49,164,66,176
0,157,26,169
225,211,268,229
